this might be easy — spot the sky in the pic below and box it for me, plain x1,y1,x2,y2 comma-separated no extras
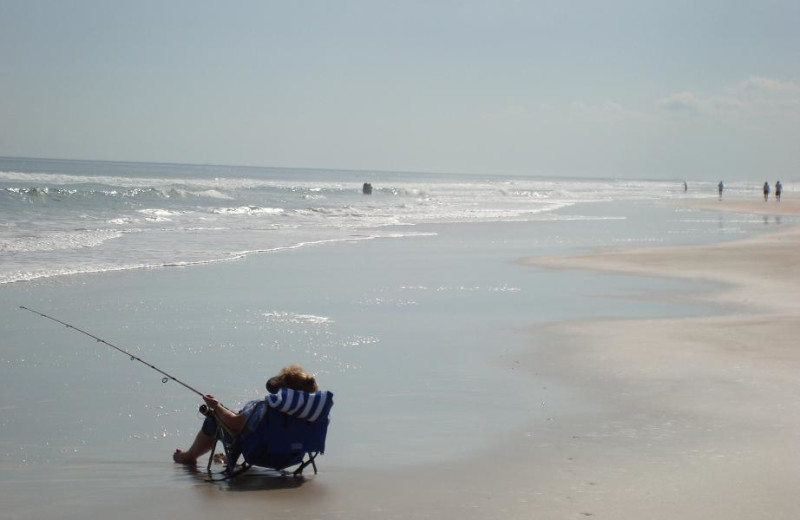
1,0,798,180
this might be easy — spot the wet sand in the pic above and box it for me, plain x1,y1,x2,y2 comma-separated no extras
679,198,800,217
6,199,800,519
516,198,800,518
153,198,800,519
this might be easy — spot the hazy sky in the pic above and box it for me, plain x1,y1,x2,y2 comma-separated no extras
1,1,798,179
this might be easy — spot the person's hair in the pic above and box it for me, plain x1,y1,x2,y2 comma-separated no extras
270,364,318,393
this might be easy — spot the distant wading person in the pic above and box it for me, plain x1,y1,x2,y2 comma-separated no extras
763,181,770,202
173,364,319,465
776,181,782,202
718,181,724,200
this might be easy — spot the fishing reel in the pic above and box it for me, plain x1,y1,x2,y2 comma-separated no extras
199,404,211,416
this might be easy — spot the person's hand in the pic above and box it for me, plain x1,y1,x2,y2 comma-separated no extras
203,394,219,410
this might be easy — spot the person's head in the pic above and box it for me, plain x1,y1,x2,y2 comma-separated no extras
266,364,318,394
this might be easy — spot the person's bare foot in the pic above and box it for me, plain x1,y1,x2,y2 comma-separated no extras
213,453,227,465
173,449,197,465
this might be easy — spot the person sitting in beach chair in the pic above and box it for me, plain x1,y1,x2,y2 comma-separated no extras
173,365,333,478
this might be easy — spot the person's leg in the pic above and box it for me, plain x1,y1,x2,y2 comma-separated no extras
173,415,217,464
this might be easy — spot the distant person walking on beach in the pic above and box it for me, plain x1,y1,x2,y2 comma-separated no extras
718,181,724,200
776,181,782,202
763,181,770,202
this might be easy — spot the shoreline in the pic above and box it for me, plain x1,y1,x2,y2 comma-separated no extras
524,202,800,314
512,200,800,518
676,198,800,217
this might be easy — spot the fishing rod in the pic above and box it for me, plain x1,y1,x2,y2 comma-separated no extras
19,306,206,398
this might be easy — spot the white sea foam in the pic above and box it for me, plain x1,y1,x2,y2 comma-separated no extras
211,206,284,216
135,208,183,222
0,229,124,253
262,312,334,325
195,189,233,199
340,335,379,347
108,217,133,225
137,208,183,217
0,251,245,285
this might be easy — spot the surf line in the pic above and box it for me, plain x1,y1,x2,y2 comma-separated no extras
19,306,206,398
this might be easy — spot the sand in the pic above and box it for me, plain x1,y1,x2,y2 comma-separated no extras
246,198,800,519
144,201,800,519
679,198,800,217
514,199,800,518
532,202,800,314
7,199,800,519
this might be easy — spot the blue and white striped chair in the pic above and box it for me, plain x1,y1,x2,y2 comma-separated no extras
207,387,334,479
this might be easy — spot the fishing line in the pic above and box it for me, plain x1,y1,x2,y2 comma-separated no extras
19,306,206,398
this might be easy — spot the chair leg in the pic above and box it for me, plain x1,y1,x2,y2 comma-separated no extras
206,438,218,473
205,425,242,479
293,452,318,476
309,453,318,474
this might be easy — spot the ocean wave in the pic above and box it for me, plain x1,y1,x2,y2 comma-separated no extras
136,208,183,222
0,169,290,193
0,171,240,201
384,187,428,198
499,189,549,198
0,232,426,284
107,217,133,225
211,206,285,216
195,189,233,199
0,252,248,284
305,206,368,218
149,187,234,200
137,208,183,217
5,186,52,196
0,229,125,253
2,185,232,202
262,312,334,325
3,186,81,201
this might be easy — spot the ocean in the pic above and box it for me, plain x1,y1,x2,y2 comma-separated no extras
0,157,793,517
0,157,773,285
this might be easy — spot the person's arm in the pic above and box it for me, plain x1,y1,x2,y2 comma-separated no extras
203,395,247,434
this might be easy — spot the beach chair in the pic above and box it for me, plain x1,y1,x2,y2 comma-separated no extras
205,387,334,480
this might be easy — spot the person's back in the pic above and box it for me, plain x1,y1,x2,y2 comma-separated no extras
173,364,322,466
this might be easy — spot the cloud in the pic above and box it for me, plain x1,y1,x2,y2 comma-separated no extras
656,91,744,115
657,77,800,118
568,100,644,120
656,92,703,113
738,76,800,95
